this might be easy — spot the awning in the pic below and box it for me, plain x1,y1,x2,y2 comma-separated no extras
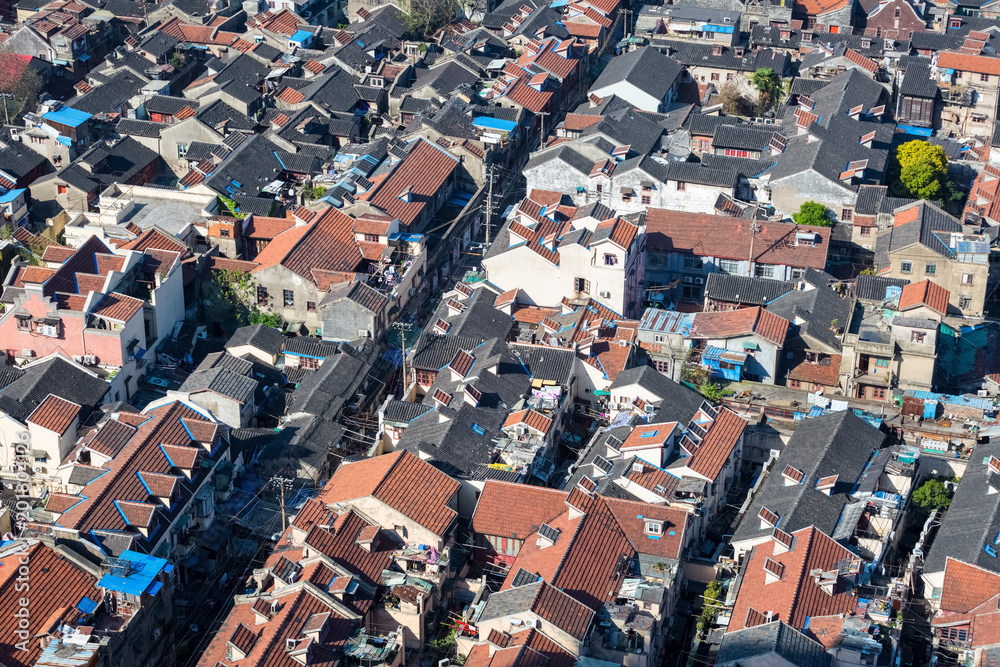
742,341,758,350
53,59,69,66
702,23,735,33
898,124,932,136
78,53,90,61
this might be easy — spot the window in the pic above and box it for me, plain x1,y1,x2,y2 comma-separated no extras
574,277,590,294
177,143,188,158
219,228,230,238
415,369,435,385
727,73,734,81
711,72,720,81
719,259,739,274
682,284,702,299
724,149,752,158
653,360,669,374
641,195,651,205
982,73,991,82
754,263,775,278
860,226,872,236
872,387,886,400
622,193,632,203
699,139,710,151
57,185,68,195
299,356,320,370
950,18,962,27
595,183,603,194
875,357,889,368
925,263,936,275
894,7,900,16
962,273,974,285
842,208,852,221
790,268,805,281
911,331,926,343
938,627,969,642
683,256,703,270
283,289,294,307
257,286,269,305
900,261,912,274
654,335,665,343
604,254,618,266
676,181,686,191
642,183,652,191
645,520,663,536
15,315,31,332
960,295,972,309
307,301,316,311
790,379,802,389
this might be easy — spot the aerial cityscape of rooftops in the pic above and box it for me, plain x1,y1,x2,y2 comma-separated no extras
3,0,1000,664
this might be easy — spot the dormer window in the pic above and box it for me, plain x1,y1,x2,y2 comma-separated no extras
645,519,663,536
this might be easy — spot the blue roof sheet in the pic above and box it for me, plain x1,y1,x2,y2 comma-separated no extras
97,550,169,596
290,30,312,42
0,189,25,204
472,116,517,132
42,107,93,128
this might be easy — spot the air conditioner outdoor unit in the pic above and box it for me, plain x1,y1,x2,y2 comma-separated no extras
694,277,704,285
600,291,611,298
83,355,96,365
73,355,84,363
21,349,34,357
684,276,693,284
979,389,990,397
32,466,43,473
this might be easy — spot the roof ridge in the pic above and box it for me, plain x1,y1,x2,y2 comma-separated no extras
785,525,817,622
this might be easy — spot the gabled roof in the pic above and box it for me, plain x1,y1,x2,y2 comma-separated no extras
317,450,460,537
252,206,364,280
898,279,950,315
729,526,858,632
480,580,595,640
591,47,683,102
687,307,790,347
365,139,459,228
718,620,832,667
705,274,796,307
472,481,568,540
732,411,884,545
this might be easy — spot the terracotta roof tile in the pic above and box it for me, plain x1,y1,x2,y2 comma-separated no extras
730,526,858,632
646,209,830,271
472,481,568,540
252,206,364,281
786,354,842,386
243,215,295,239
684,408,746,480
46,492,85,514
939,557,1000,614
367,139,459,228
15,266,55,286
686,307,789,347
27,394,81,434
938,51,1000,76
276,86,306,104
137,470,180,497
503,408,553,434
843,48,879,73
317,451,460,537
91,292,144,322
898,279,949,315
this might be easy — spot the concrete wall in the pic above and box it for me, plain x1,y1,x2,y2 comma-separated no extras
881,243,988,317
319,298,380,342
769,169,856,216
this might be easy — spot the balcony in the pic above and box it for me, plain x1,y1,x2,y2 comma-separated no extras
855,339,892,356
853,370,891,387
343,627,403,667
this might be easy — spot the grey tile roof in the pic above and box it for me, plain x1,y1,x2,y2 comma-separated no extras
289,352,369,419
511,344,577,384
383,399,434,425
924,440,1000,574
855,274,909,303
899,57,940,99
877,201,963,263
705,274,795,306
0,144,47,179
232,195,280,217
144,95,199,115
72,70,148,114
283,336,341,359
179,367,257,404
116,118,167,138
0,357,109,423
717,621,832,667
700,153,776,178
428,287,513,343
732,411,884,545
226,324,285,356
197,99,257,132
609,366,704,421
713,124,778,152
767,286,851,353
653,39,790,74
79,137,160,188
592,47,684,103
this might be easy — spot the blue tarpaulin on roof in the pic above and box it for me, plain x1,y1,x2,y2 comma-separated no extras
702,23,735,33
472,116,517,132
290,29,312,42
898,124,933,136
98,550,170,596
43,106,92,128
0,189,24,204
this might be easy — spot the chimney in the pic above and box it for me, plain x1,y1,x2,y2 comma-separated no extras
735,46,745,57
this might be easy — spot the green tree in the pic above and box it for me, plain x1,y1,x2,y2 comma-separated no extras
169,52,185,69
751,67,782,113
700,382,726,403
912,478,953,511
697,580,724,636
718,81,753,116
792,201,832,227
213,268,282,328
895,140,961,203
302,184,327,200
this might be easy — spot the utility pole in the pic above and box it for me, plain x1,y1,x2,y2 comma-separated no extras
485,160,495,248
538,111,550,151
269,475,293,532
747,221,761,278
394,321,412,397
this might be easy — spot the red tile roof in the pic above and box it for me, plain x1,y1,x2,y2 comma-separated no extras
0,543,102,667
645,209,830,270
472,481,568,540
243,215,295,239
367,139,460,228
499,488,687,610
938,557,1000,614
937,51,1000,76
684,408,746,480
27,394,80,434
14,265,55,286
794,0,851,17
91,292,144,322
317,451,460,537
46,492,85,514
252,206,364,281
729,526,858,632
687,306,789,347
898,279,949,315
843,48,879,73
276,86,306,104
786,354,842,387
503,408,553,434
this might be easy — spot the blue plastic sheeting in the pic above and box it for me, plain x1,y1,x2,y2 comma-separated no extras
43,106,93,128
898,124,933,136
290,29,312,42
0,189,24,204
76,596,98,614
97,550,169,596
472,116,517,132
57,136,72,146
702,23,735,33
447,191,474,207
